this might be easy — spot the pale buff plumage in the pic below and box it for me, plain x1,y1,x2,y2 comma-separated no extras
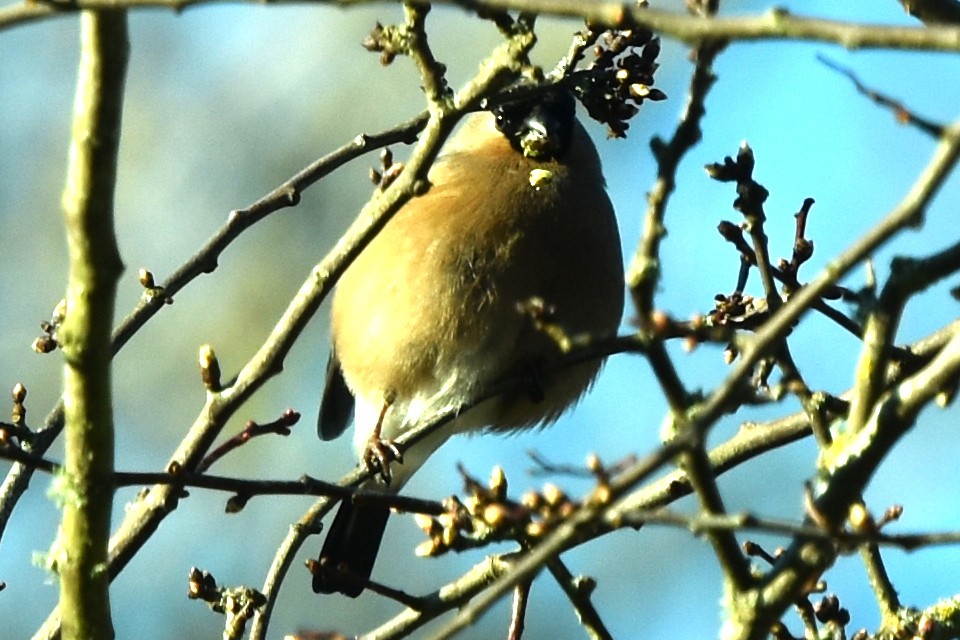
314,102,623,597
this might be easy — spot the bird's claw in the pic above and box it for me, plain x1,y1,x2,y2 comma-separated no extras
363,436,403,485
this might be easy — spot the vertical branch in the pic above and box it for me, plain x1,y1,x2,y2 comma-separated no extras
624,0,753,596
628,39,723,319
56,9,128,640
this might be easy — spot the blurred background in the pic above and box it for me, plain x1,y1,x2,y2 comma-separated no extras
2,0,959,637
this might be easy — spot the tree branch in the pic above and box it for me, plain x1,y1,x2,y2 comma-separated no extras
55,9,128,640
3,2,960,54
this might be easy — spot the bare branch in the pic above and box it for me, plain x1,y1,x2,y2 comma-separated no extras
818,55,945,137
3,2,960,54
54,10,128,640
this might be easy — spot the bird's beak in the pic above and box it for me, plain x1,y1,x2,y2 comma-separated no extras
518,108,565,159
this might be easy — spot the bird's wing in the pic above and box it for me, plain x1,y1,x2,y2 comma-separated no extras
318,349,355,441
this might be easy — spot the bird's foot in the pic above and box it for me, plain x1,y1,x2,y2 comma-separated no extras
363,435,403,485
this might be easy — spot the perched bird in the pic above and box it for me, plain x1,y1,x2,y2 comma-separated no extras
313,89,624,597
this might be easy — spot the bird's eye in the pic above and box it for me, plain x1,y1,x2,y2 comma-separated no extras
493,104,529,139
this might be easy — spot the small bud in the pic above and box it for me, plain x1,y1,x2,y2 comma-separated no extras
848,502,869,531
414,513,436,533
650,310,671,334
442,495,464,513
32,336,57,354
437,512,456,530
586,453,602,473
52,299,67,324
464,494,482,516
198,344,222,392
742,541,761,556
717,220,744,242
592,484,612,505
488,465,507,496
724,344,738,365
415,539,437,557
542,483,566,507
225,494,249,513
11,382,26,425
629,83,651,99
882,504,903,524
441,524,458,548
520,491,542,510
936,385,956,408
573,575,597,595
138,269,156,289
381,162,403,189
482,503,506,527
411,178,430,196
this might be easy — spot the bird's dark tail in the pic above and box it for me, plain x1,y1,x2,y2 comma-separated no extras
313,500,390,597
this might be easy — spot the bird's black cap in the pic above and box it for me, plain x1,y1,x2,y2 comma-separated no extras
492,89,577,160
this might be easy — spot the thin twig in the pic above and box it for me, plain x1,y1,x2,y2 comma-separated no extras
860,543,900,621
546,558,612,640
629,34,722,317
358,556,513,640
818,54,945,137
507,579,531,640
618,507,960,552
4,3,960,54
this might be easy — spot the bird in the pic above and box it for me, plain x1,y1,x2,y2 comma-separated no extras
313,88,624,597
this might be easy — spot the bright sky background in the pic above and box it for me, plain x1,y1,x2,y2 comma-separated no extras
2,0,960,638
